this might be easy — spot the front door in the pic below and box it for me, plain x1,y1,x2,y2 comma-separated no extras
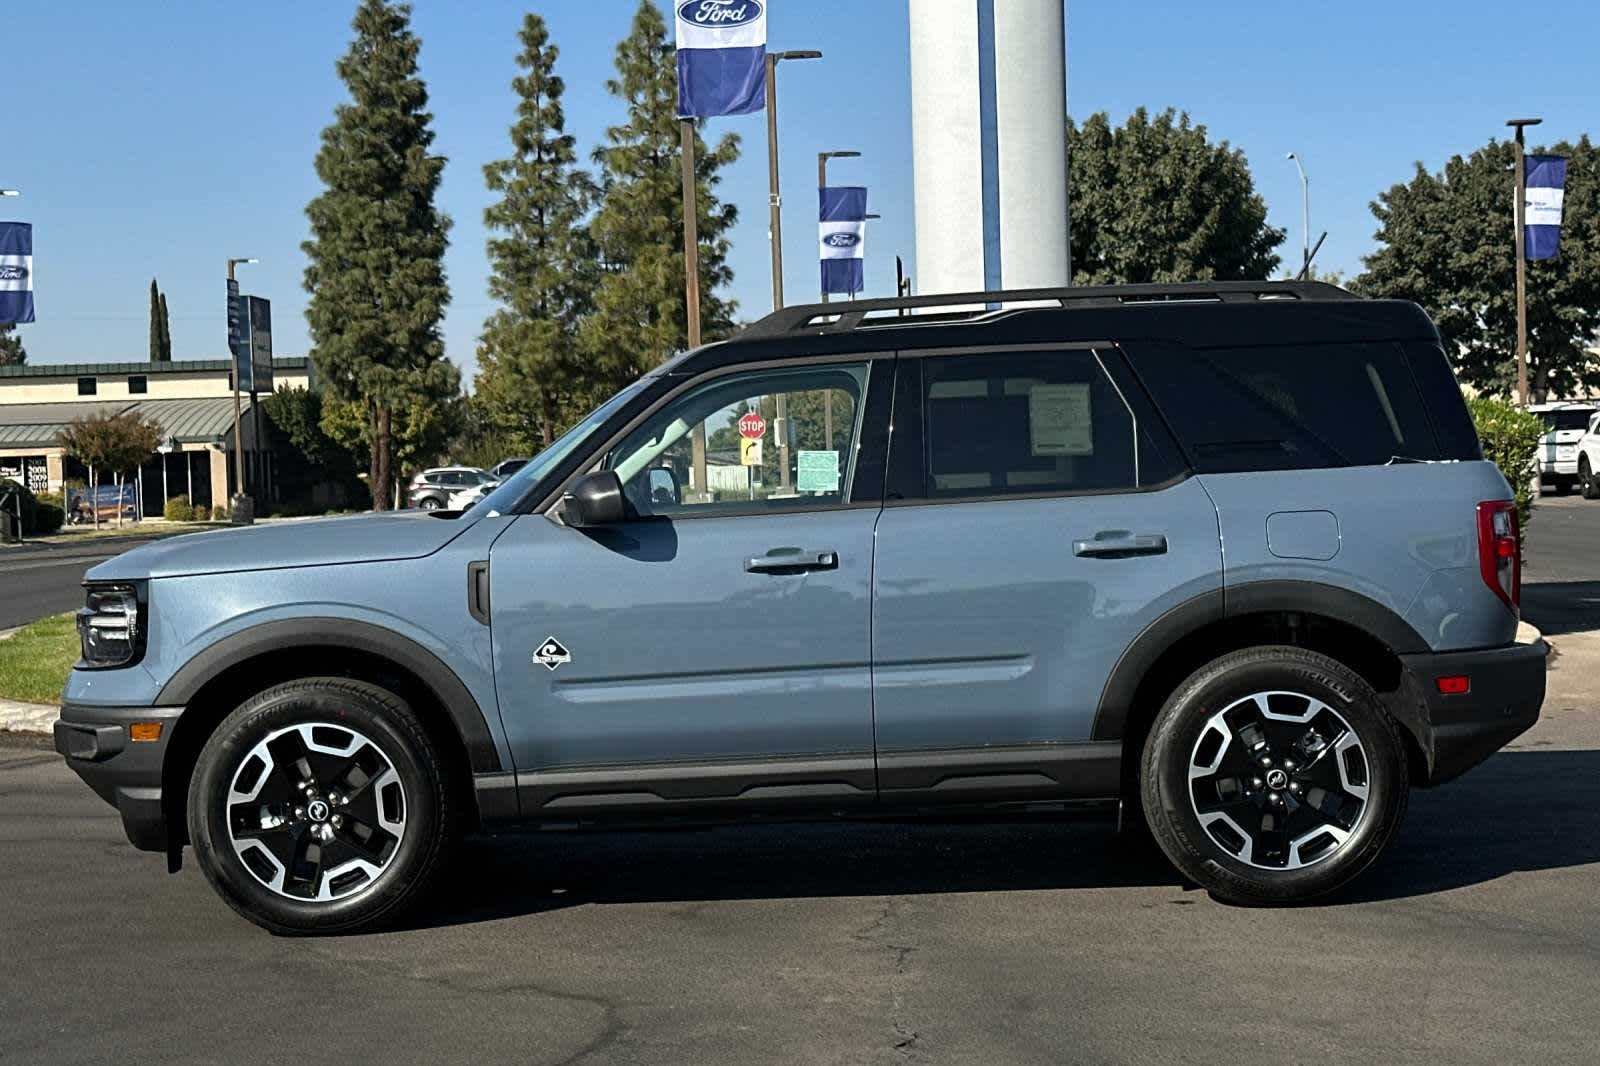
870,346,1223,801
489,359,888,815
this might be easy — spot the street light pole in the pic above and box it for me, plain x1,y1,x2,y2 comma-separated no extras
764,50,822,496
1507,118,1542,408
1286,152,1310,278
765,49,822,312
226,256,257,517
818,150,861,304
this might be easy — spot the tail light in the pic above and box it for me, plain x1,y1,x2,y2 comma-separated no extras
1476,500,1520,613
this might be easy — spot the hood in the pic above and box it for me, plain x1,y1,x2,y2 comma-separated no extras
87,510,476,581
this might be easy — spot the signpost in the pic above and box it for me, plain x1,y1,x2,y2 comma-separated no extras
225,257,258,523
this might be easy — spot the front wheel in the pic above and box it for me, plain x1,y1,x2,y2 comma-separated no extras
1582,459,1600,500
1140,646,1408,905
187,679,459,935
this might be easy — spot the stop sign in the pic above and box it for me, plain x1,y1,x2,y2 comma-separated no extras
738,411,767,440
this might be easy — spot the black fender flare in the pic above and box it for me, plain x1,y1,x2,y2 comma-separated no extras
155,617,502,773
1092,580,1429,742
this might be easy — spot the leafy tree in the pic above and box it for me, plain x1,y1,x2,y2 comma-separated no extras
1355,136,1600,403
1466,395,1544,544
475,13,598,453
148,279,172,362
580,0,740,398
56,411,162,529
302,0,455,510
0,323,24,366
1068,108,1283,284
262,384,368,507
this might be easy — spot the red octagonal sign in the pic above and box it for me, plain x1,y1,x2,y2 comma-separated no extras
738,411,767,440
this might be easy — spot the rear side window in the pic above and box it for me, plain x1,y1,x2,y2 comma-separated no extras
909,349,1180,500
1126,342,1440,472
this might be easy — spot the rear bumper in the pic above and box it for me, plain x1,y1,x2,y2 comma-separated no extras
1391,640,1547,786
55,703,184,852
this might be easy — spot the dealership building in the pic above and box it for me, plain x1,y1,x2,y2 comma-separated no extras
0,356,310,512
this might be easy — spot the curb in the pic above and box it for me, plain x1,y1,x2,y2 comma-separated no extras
0,699,58,736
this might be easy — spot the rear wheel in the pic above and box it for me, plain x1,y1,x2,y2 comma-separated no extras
418,496,443,511
1140,646,1408,905
187,678,459,935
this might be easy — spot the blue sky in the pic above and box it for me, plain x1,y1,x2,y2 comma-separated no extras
5,1,1594,379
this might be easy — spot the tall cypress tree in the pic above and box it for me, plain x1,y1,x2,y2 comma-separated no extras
158,293,172,361
475,13,597,450
303,0,454,510
147,280,172,362
581,0,740,395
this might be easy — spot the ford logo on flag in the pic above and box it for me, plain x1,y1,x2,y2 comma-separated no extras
0,265,26,282
678,0,762,26
824,233,861,249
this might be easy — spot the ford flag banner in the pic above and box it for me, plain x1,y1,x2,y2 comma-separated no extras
820,186,866,296
675,0,767,118
0,222,34,324
1525,155,1567,261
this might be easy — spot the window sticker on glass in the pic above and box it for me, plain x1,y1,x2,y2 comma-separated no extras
796,450,841,493
1029,383,1093,456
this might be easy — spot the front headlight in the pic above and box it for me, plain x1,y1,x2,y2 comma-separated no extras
76,583,145,669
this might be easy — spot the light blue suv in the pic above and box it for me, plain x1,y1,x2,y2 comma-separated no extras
55,283,1547,934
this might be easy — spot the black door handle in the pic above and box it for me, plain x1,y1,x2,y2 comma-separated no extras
745,548,839,574
1073,533,1168,558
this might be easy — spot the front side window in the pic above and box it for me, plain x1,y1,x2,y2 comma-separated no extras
604,363,871,517
916,350,1156,499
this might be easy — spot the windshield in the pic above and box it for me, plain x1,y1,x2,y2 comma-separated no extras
1540,409,1594,432
470,376,654,516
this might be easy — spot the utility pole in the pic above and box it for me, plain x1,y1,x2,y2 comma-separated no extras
679,119,709,502
1507,118,1542,408
226,256,257,521
765,49,822,495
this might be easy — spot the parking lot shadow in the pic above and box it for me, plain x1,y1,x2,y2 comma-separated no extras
1521,580,1600,636
408,748,1599,929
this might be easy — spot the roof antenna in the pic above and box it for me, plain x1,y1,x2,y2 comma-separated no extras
1296,232,1329,281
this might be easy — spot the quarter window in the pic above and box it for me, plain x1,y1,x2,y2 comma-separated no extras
917,350,1159,499
128,375,148,394
605,363,871,517
77,377,97,396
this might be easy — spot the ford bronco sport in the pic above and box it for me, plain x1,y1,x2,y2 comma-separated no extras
56,282,1547,934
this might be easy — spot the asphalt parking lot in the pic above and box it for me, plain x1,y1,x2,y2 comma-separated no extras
3,499,1599,1064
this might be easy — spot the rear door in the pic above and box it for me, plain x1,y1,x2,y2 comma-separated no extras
870,345,1222,802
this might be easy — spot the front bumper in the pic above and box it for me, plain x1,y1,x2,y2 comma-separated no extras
1389,640,1547,786
55,703,184,852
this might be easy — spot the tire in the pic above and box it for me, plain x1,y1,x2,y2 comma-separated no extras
418,496,443,511
1140,646,1408,905
1555,479,1573,496
1582,459,1600,500
187,678,460,935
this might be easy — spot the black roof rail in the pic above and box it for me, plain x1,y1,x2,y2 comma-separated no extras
739,281,1359,339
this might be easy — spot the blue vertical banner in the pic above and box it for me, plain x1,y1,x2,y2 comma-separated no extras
1525,155,1567,261
675,0,767,118
0,222,35,324
820,186,867,297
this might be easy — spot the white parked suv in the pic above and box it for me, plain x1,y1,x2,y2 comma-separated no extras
1572,409,1600,499
1532,402,1597,496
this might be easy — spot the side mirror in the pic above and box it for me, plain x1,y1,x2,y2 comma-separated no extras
565,471,627,527
647,466,681,508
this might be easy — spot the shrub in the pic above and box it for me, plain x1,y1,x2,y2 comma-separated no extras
191,504,210,522
163,495,195,523
0,478,40,534
1466,395,1544,540
210,503,229,523
34,502,65,533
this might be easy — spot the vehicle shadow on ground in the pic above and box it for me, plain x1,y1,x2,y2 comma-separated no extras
408,748,1600,929
1522,580,1600,636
